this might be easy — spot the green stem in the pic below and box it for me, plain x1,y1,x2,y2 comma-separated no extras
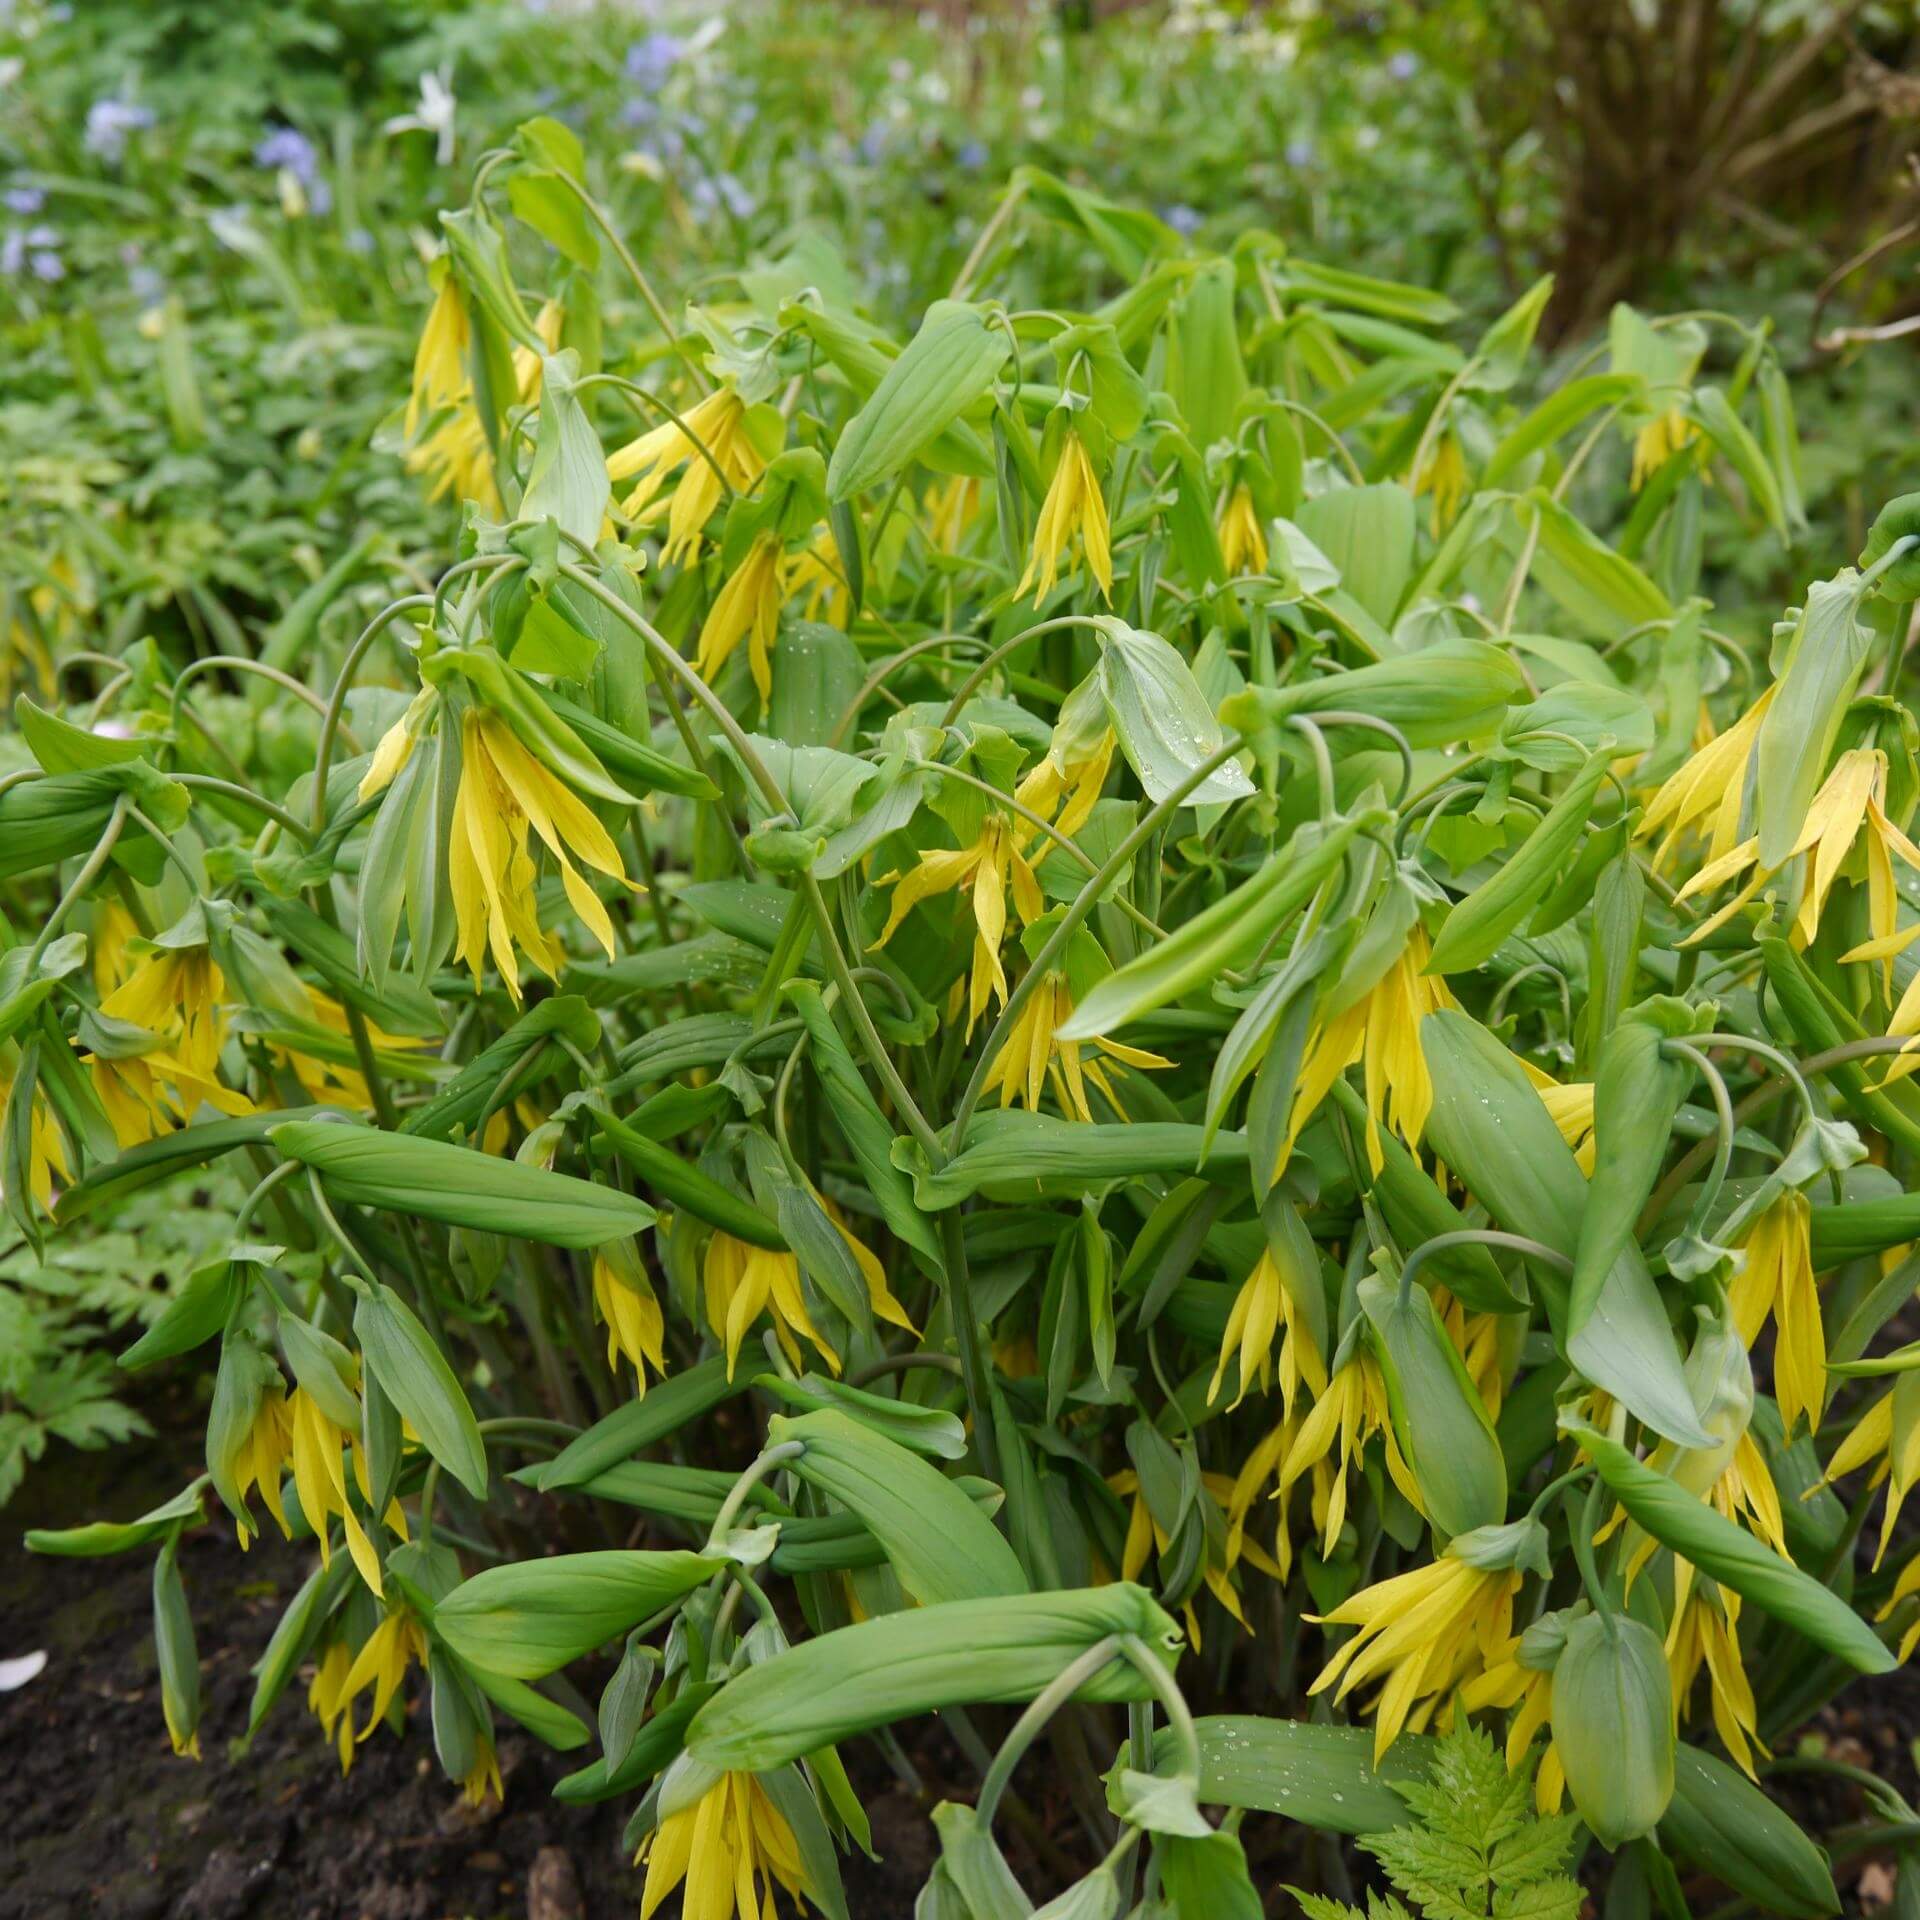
29,795,128,970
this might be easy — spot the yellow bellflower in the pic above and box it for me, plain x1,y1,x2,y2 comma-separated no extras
461,1736,506,1808
308,1638,356,1773
703,1231,838,1379
405,273,470,440
449,706,631,1002
639,1771,813,1920
1730,1189,1824,1437
1667,1584,1765,1777
1014,727,1116,842
1637,687,1776,874
1460,1652,1564,1812
591,1247,667,1392
1108,1468,1281,1653
273,987,429,1110
1309,1546,1522,1762
1631,408,1699,492
786,530,850,627
1017,432,1111,605
925,474,981,552
1207,1249,1328,1415
1412,431,1468,535
1216,484,1268,575
1877,1549,1920,1664
696,528,786,700
1272,927,1458,1180
608,386,768,564
980,970,1170,1124
874,814,1043,1036
0,1072,70,1214
339,1609,430,1744
1278,1348,1424,1559
1675,747,1920,949
1817,1384,1920,1567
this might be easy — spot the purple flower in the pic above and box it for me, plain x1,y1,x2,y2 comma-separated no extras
1388,51,1420,81
84,97,155,164
4,186,45,214
955,139,988,171
3,224,60,278
1285,137,1316,169
254,126,319,183
1162,203,1203,238
625,33,683,90
858,125,890,165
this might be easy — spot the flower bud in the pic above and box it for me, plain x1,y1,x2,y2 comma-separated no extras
1549,1612,1674,1846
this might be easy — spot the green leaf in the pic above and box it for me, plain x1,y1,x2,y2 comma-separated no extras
686,1584,1179,1771
828,300,1010,501
275,1120,655,1250
1091,617,1255,808
771,1408,1027,1603
433,1550,720,1678
354,1283,488,1498
1569,1424,1895,1674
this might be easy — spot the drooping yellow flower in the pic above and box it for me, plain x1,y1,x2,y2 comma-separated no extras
874,814,1043,1035
231,1385,397,1599
696,529,785,700
1631,408,1699,492
271,987,429,1110
1730,1189,1824,1437
608,386,768,565
1637,686,1776,874
403,297,560,515
786,530,850,627
460,1736,505,1808
815,1188,918,1336
703,1231,838,1379
1278,1348,1424,1559
90,898,140,997
1017,431,1111,605
1667,1584,1764,1777
1309,1546,1522,1761
1675,748,1920,950
592,1245,667,1392
88,1047,253,1149
0,1071,69,1214
357,686,438,804
1226,1413,1308,1581
449,706,630,1002
1461,1650,1563,1811
1208,1249,1328,1415
1434,1285,1507,1418
1271,926,1459,1179
101,944,229,1078
1877,1549,1920,1664
925,474,981,553
405,272,470,440
1014,725,1116,842
407,406,500,513
1818,1382,1920,1568
981,970,1170,1123
1412,430,1468,535
339,1608,430,1744
308,1638,356,1773
1217,483,1268,575
1109,1468,1281,1653
639,1771,813,1920
1520,1062,1597,1174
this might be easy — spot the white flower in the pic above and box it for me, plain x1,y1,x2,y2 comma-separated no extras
384,68,457,168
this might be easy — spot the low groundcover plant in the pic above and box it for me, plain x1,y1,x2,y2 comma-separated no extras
18,117,1920,1916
